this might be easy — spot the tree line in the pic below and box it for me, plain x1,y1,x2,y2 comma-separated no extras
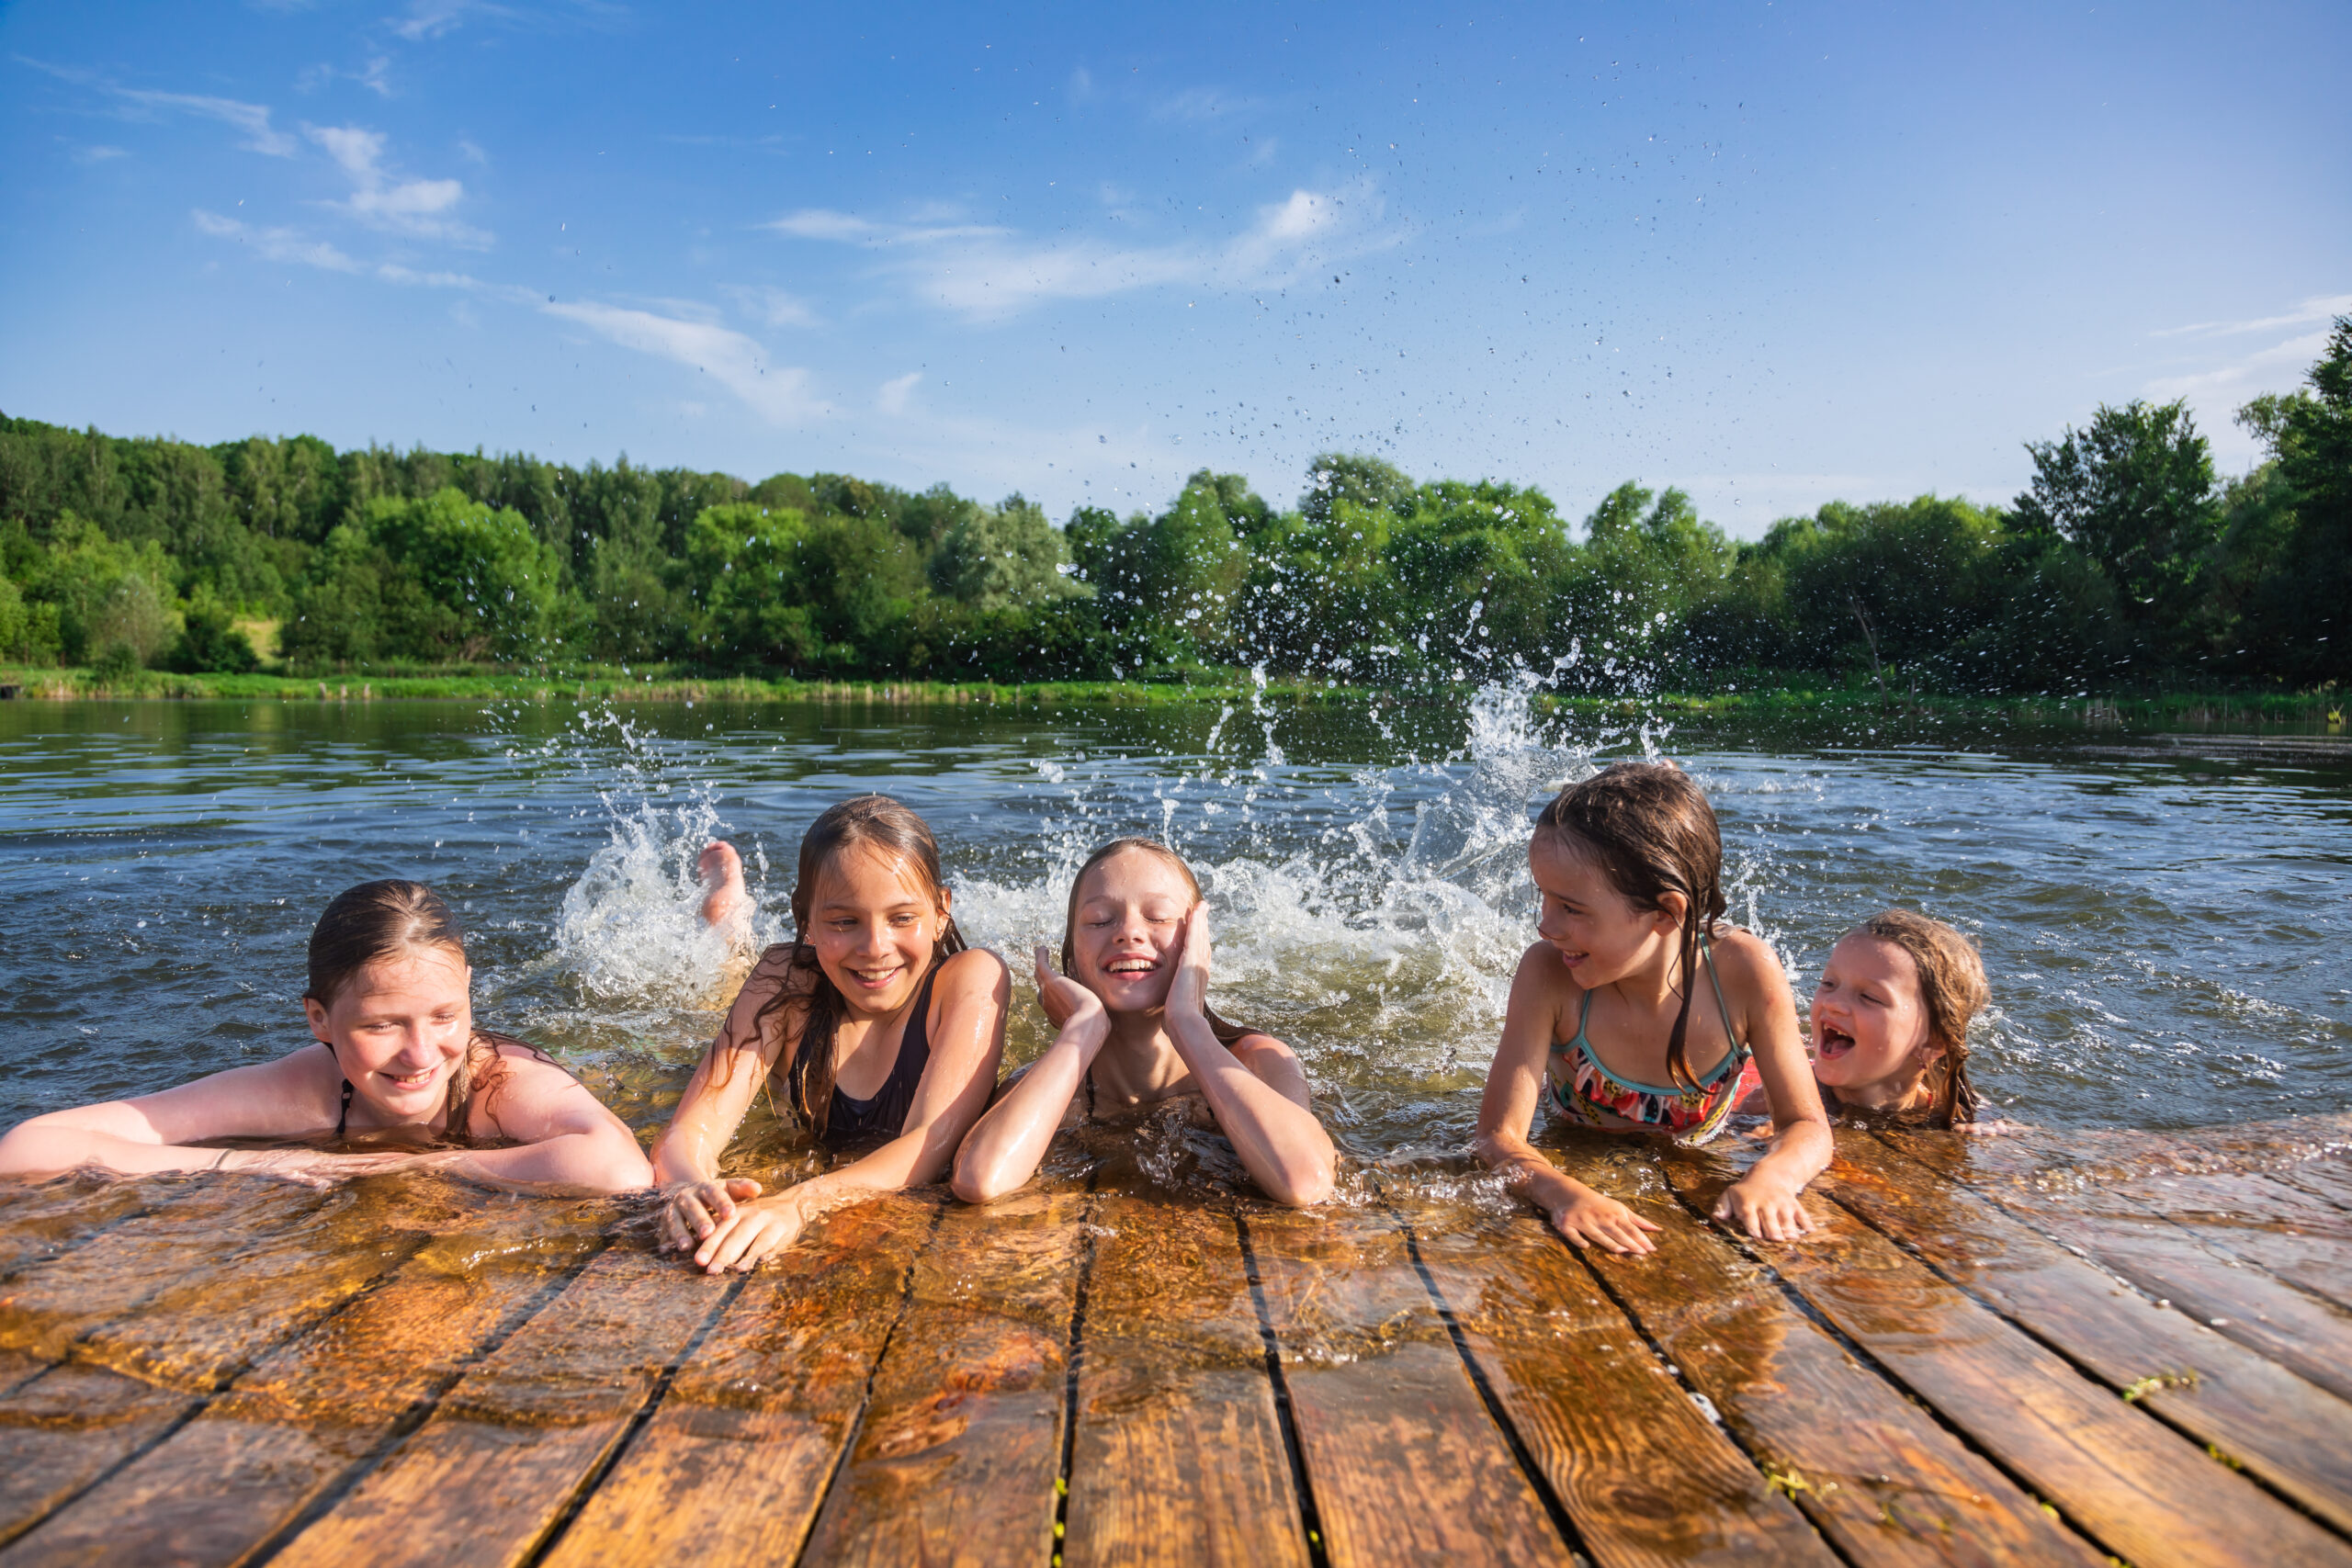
2,319,2344,693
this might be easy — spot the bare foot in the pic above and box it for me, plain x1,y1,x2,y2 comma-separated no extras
697,840,749,935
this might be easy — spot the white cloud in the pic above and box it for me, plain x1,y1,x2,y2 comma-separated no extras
73,144,129,164
118,89,297,155
1154,86,1258,123
2142,330,2329,406
722,284,818,328
542,299,827,424
2151,293,2352,339
876,371,922,415
768,183,1391,322
192,209,361,272
306,122,487,245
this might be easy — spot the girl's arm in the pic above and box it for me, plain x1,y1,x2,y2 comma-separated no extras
951,947,1103,1204
1162,907,1336,1208
424,1049,651,1192
1711,931,1833,1241
650,956,793,1248
0,1052,350,1179
691,948,1012,1273
1472,942,1663,1256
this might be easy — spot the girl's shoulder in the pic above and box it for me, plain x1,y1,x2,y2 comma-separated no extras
1704,925,1789,991
933,946,1011,990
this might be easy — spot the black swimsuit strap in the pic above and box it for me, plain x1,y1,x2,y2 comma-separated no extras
336,1076,354,1138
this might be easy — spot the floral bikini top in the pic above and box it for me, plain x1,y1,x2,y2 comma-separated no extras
1544,941,1759,1146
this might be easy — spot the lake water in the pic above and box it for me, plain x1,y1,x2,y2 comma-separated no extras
2,687,2347,1172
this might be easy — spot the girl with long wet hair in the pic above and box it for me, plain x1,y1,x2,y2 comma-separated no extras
0,880,651,1191
654,795,1009,1273
951,837,1337,1209
1474,761,1832,1254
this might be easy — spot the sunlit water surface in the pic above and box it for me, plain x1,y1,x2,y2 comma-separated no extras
3,690,2347,1190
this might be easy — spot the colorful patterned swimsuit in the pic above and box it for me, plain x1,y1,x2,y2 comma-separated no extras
1544,942,1760,1146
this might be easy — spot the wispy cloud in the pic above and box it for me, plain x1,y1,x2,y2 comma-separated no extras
385,0,628,42
193,209,361,271
876,371,921,414
723,284,819,328
1154,86,1258,123
767,183,1391,321
72,144,129,164
307,123,488,245
2142,330,2330,405
2151,293,2352,339
542,300,826,424
118,88,299,155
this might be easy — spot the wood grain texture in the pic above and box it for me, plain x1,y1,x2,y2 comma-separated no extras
0,1365,195,1548
267,1247,734,1568
0,1180,329,1365
0,1179,159,1286
1895,1130,2352,1404
1544,1142,2106,1568
1659,1152,2352,1568
1399,1183,1835,1568
0,1217,605,1568
1245,1201,1575,1568
1062,1193,1308,1568
537,1194,940,1568
797,1187,1091,1568
1836,1134,2352,1534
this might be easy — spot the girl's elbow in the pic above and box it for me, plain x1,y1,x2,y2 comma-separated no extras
1264,1151,1338,1209
951,1160,1013,1206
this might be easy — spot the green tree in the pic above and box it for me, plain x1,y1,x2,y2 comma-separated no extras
2012,400,2220,649
2237,317,2352,682
929,494,1085,610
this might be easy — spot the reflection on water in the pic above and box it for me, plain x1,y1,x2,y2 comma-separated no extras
1,688,2346,1179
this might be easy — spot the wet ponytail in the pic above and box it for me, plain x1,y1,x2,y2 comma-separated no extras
1534,762,1726,1094
752,795,964,1144
305,879,502,1137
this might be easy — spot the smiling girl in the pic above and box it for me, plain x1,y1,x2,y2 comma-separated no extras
654,795,1009,1273
952,838,1337,1209
1474,761,1832,1255
0,880,652,1191
1795,909,1988,1127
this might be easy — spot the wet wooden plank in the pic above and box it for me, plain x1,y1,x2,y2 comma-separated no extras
1062,1194,1308,1568
797,1187,1090,1568
1397,1184,1834,1568
1831,1135,2352,1536
0,1206,609,1568
0,1366,195,1550
2282,1155,2352,1215
1542,1142,2107,1568
0,1179,160,1285
1244,1201,1575,1568
267,1247,735,1568
1895,1131,2352,1404
0,1179,451,1549
1657,1153,2352,1568
536,1195,939,1568
0,1179,329,1364
2122,1170,2352,1314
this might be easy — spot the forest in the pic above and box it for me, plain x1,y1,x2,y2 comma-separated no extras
1,319,2344,695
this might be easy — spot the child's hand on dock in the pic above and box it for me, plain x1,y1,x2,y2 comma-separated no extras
1549,1186,1663,1256
657,1176,764,1254
1712,1172,1814,1242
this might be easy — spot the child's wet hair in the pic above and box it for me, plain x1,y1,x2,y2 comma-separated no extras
304,879,467,1009
756,795,965,1143
1849,908,1989,1128
1060,837,1254,1047
1534,761,1725,1093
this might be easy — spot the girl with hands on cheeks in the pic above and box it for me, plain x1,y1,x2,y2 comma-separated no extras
1475,762,1831,1255
652,796,1008,1275
952,839,1337,1210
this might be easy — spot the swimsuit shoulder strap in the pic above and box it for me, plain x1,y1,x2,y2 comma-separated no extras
336,1076,353,1138
1700,937,1747,1061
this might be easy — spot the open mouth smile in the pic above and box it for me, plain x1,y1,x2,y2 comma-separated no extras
846,963,906,990
1815,1024,1856,1060
1103,956,1159,976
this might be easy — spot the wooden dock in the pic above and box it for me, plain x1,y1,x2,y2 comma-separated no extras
0,1115,2347,1566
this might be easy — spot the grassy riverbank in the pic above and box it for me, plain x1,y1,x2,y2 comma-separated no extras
2,663,2341,734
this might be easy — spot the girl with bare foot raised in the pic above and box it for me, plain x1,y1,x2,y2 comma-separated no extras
655,795,1009,1272
0,880,651,1191
952,838,1336,1209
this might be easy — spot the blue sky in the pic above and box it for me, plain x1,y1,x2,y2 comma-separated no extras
4,1,2346,535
